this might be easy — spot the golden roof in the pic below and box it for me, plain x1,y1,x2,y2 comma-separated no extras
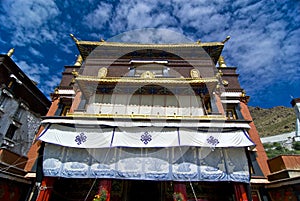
70,34,227,64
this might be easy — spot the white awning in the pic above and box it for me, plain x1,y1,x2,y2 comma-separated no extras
38,124,254,148
41,118,251,129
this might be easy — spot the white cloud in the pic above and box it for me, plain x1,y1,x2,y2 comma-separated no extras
109,0,177,34
16,60,49,84
108,28,190,43
0,0,299,107
82,2,113,30
0,0,60,46
28,47,43,58
41,75,61,97
16,59,61,98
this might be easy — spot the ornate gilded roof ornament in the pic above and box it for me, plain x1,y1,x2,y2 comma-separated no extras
222,36,231,44
71,69,79,84
70,34,79,42
216,69,223,78
222,80,229,86
240,90,250,104
54,87,59,94
141,71,155,79
190,69,200,79
7,48,15,57
241,90,246,97
100,38,105,42
218,55,227,67
72,69,79,77
98,67,108,78
74,55,83,66
196,40,201,44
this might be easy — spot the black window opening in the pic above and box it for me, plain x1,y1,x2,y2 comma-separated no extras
5,124,18,139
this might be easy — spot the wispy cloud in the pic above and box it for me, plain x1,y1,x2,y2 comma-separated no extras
0,0,60,46
28,47,43,58
41,75,62,97
83,2,113,30
0,0,299,107
16,59,61,97
16,60,49,84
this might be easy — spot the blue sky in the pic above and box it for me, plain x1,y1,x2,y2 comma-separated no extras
0,0,299,108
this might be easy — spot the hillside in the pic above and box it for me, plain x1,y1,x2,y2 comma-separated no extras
248,106,296,137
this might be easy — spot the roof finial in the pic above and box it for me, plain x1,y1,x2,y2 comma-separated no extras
218,55,227,67
7,48,15,57
222,36,231,44
70,34,79,42
74,55,83,66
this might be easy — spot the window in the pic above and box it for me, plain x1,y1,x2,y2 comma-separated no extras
225,104,238,120
5,124,18,139
226,109,236,119
13,107,23,122
61,106,71,116
0,95,7,108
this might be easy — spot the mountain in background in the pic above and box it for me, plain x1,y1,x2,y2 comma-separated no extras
249,106,296,137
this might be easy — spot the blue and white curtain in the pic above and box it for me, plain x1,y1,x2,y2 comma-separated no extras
43,143,250,183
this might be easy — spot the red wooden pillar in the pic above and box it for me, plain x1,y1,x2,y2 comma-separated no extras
36,177,56,201
173,182,187,201
234,183,248,201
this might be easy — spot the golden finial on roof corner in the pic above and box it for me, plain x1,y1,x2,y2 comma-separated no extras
241,90,246,97
74,55,83,66
222,36,231,44
7,48,15,57
70,34,79,42
100,38,105,42
196,40,201,44
218,55,227,67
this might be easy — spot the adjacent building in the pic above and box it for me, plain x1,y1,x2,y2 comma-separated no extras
291,98,300,141
0,49,50,201
29,35,270,201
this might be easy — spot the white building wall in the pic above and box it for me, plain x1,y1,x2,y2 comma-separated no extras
294,102,300,137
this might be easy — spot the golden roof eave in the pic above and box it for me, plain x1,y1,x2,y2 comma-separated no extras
70,35,226,64
76,76,219,84
75,40,224,48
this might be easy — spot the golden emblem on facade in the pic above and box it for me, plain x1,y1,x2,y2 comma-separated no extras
190,69,200,79
98,67,108,78
141,71,155,78
222,80,229,86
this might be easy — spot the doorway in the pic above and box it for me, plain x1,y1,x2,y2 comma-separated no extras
127,180,161,201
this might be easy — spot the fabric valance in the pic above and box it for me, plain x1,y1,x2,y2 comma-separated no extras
38,124,254,148
41,118,251,129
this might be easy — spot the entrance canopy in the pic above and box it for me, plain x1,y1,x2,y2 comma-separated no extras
38,124,254,148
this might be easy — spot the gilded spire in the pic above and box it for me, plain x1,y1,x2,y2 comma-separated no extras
222,36,230,44
218,56,227,67
7,48,15,57
70,34,79,42
74,55,83,66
